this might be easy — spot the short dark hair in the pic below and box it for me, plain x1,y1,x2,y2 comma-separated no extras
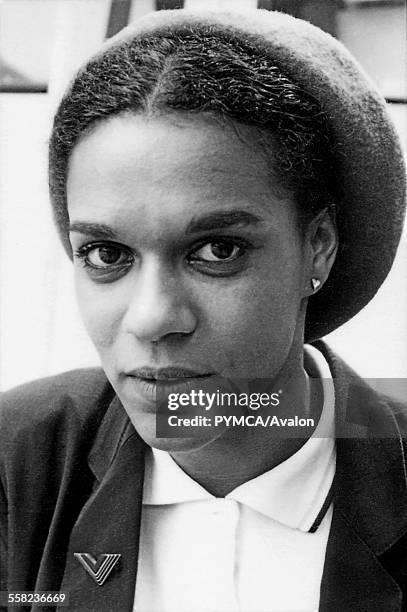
49,26,337,255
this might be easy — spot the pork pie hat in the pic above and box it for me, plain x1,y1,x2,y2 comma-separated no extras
50,8,406,342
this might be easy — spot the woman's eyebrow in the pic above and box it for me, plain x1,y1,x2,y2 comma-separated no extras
69,222,117,238
68,212,262,238
185,210,263,234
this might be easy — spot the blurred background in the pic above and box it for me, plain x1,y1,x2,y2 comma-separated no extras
0,0,406,391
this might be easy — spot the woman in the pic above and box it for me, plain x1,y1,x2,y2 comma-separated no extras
1,8,406,612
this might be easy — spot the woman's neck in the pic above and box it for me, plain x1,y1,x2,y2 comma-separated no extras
169,357,322,498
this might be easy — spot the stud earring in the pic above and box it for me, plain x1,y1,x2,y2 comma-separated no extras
311,278,321,292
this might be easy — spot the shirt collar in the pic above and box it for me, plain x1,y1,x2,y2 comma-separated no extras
143,344,336,532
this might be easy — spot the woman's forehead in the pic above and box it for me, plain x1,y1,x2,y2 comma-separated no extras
67,115,294,221
67,113,297,243
69,111,270,174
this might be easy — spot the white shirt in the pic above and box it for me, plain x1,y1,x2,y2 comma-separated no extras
134,345,335,612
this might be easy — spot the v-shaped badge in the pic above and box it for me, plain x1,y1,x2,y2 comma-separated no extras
74,552,121,586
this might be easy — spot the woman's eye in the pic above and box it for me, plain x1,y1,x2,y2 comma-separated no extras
87,245,126,267
191,240,243,263
74,242,134,273
186,238,252,277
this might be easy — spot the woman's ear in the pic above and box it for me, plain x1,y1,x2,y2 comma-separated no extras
303,208,338,297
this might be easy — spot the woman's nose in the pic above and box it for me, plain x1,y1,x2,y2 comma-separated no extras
121,260,197,343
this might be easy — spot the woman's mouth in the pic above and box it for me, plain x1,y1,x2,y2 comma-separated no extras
127,366,215,381
123,367,216,404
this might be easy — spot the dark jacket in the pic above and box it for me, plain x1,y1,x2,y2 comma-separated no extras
1,342,407,612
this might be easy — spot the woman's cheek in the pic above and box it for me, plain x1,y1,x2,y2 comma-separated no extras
204,270,301,374
74,278,124,351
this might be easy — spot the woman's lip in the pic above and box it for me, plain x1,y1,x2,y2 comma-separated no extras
123,372,217,406
125,367,215,380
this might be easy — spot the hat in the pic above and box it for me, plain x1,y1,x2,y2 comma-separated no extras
50,8,406,342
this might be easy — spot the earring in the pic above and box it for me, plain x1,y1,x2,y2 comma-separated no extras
311,278,321,292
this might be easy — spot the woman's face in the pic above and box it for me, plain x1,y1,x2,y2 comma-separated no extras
67,113,311,450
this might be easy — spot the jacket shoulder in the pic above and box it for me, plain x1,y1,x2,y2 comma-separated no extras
0,368,115,460
313,339,407,436
0,370,117,592
383,395,407,437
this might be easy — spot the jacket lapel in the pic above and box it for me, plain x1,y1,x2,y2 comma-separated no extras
58,396,147,612
315,341,407,611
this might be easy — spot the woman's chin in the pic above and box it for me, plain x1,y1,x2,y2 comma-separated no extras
127,412,226,453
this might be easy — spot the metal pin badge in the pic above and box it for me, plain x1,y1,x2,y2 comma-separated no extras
74,552,121,586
